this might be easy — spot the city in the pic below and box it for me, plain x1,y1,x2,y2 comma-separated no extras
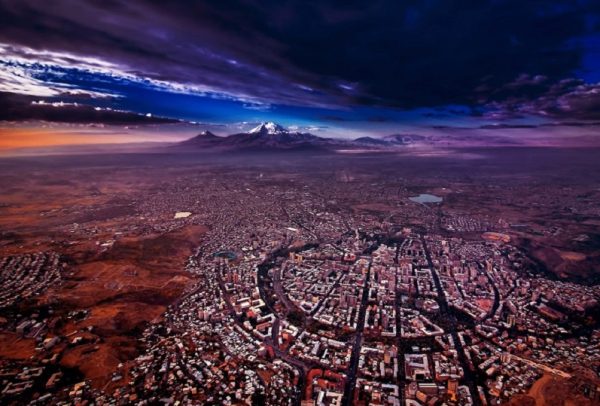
1,1,600,405
0,151,598,405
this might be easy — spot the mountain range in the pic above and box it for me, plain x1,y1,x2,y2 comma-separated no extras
176,122,426,152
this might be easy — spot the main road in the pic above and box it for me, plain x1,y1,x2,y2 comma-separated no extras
421,236,483,406
341,255,374,405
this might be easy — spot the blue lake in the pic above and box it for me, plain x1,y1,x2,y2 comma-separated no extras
409,194,443,204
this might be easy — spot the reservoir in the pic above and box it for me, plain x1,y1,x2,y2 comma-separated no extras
409,194,443,204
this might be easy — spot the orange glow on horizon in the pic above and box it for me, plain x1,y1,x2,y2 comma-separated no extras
0,127,191,150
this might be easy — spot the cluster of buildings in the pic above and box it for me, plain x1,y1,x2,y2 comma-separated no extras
0,252,62,309
441,214,502,233
282,251,367,332
421,235,600,403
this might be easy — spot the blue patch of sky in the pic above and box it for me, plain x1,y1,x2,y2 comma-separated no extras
22,64,537,133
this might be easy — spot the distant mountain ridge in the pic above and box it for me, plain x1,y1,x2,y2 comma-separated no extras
175,122,420,152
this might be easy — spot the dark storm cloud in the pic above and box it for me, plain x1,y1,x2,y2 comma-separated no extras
0,92,179,125
0,0,599,114
484,78,600,120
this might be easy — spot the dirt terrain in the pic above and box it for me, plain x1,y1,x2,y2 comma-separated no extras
50,226,207,386
0,225,208,388
509,373,599,406
0,163,208,387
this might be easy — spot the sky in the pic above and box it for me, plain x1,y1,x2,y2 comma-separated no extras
1,0,600,149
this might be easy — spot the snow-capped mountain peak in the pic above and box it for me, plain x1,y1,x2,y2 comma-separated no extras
249,122,288,135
